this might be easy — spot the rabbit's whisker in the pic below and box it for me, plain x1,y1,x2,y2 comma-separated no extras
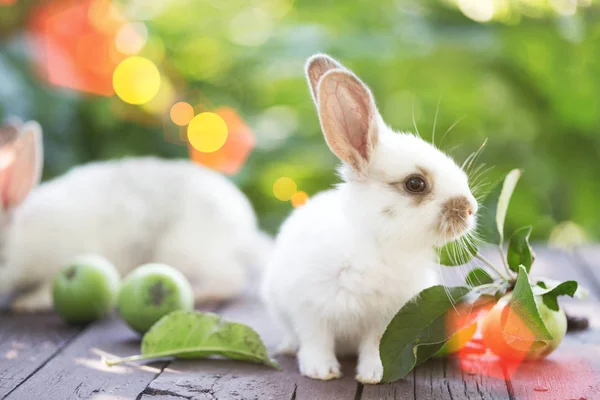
432,95,441,146
439,116,466,148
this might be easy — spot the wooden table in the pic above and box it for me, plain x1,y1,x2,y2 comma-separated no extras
1,247,599,400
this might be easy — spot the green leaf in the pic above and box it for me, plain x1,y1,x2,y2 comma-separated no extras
507,226,534,273
437,239,478,266
105,311,279,369
479,169,521,245
533,280,579,311
504,266,553,345
535,278,588,301
380,286,472,383
465,267,494,287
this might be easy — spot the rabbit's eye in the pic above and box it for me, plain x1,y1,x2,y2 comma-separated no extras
405,176,427,193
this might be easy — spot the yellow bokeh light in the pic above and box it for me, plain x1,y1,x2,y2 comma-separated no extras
113,56,160,105
291,191,309,208
187,112,228,153
170,102,195,126
273,177,297,201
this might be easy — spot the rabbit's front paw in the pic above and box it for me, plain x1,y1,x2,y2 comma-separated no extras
355,356,383,384
298,349,342,380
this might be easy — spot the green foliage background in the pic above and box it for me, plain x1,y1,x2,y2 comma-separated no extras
0,0,599,240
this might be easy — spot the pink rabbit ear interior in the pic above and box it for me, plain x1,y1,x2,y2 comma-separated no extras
317,69,379,172
305,54,344,106
0,121,43,209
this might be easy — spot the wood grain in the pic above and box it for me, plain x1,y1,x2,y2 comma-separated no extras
1,248,599,399
4,317,167,400
144,292,359,400
0,313,81,399
414,358,509,400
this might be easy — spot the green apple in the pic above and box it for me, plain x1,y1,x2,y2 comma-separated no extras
117,263,194,334
481,292,567,360
53,254,120,324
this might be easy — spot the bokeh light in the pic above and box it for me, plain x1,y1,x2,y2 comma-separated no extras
549,221,589,250
187,112,228,153
113,56,161,105
0,0,17,5
550,0,578,16
170,102,195,126
229,8,274,47
255,106,298,150
188,107,255,175
273,177,297,201
291,191,309,208
121,0,169,21
28,0,126,96
456,0,495,22
115,22,148,55
88,0,126,34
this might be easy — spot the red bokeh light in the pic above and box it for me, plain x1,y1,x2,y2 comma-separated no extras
27,0,126,96
448,299,532,380
0,0,17,6
189,107,255,175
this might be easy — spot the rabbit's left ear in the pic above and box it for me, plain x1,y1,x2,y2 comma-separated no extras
305,54,344,107
0,121,44,209
0,117,22,147
317,69,379,172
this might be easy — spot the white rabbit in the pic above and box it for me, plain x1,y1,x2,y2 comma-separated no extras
261,55,478,384
0,120,271,312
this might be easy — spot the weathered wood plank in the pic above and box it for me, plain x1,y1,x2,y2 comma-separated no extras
4,317,167,400
414,358,508,400
2,247,597,400
218,294,360,400
144,292,359,400
360,375,414,400
0,312,82,399
506,333,600,400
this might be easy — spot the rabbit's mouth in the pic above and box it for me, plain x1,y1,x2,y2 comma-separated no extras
438,196,477,240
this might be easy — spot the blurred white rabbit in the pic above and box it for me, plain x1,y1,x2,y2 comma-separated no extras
0,119,271,312
261,55,478,384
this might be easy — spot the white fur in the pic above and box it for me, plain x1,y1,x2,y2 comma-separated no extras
261,55,477,384
0,122,270,311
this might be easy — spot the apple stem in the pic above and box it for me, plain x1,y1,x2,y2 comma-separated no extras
475,252,508,281
498,244,516,281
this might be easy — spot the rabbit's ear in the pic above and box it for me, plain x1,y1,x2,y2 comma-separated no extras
0,121,44,209
317,69,379,172
0,117,22,147
305,54,344,106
